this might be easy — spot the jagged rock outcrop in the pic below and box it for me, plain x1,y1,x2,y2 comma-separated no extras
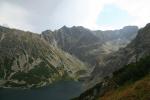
0,26,88,88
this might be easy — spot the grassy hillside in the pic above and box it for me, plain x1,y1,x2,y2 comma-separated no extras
99,74,150,100
99,55,150,100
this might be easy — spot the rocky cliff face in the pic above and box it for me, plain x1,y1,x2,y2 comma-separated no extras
0,26,88,88
42,26,138,68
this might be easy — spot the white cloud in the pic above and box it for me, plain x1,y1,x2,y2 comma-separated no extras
0,0,150,32
0,0,115,32
0,2,33,31
93,0,150,30
113,0,150,28
79,0,112,30
50,0,116,30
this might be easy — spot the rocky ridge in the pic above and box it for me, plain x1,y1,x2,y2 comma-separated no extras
42,26,138,68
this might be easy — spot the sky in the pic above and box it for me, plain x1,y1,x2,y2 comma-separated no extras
0,0,150,33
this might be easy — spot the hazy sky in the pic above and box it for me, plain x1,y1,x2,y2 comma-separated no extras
0,0,150,33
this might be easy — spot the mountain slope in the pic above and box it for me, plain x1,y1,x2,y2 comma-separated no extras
99,55,150,100
0,26,88,88
81,23,148,92
92,24,149,78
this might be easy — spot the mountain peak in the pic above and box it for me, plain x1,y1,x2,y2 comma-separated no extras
61,25,68,29
122,26,138,30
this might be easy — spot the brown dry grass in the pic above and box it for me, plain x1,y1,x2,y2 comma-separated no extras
99,74,150,100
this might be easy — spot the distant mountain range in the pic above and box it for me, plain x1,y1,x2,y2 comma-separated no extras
0,24,139,88
42,26,138,68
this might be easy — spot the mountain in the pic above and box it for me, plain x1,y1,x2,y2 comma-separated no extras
0,25,139,89
42,26,101,66
42,26,138,68
94,26,138,42
86,23,150,90
72,23,150,100
93,24,150,79
94,26,138,53
0,26,88,88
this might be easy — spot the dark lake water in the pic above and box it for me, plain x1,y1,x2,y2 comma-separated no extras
0,80,83,100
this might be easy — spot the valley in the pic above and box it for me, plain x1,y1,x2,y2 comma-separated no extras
0,23,150,100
